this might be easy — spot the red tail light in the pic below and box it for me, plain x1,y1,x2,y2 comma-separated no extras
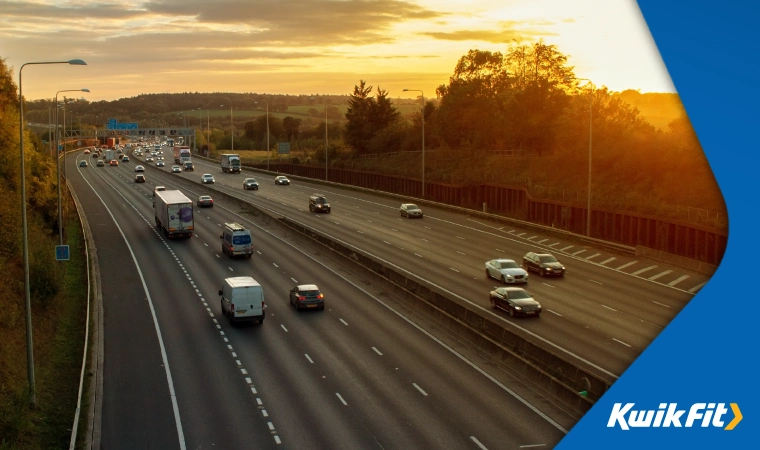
298,295,306,301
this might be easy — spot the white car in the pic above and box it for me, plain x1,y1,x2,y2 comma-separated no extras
201,173,215,184
134,165,145,172
485,259,529,284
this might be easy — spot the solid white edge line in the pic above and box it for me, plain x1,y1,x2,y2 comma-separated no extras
77,169,186,450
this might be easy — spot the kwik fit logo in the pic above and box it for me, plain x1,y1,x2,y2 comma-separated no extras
607,403,742,430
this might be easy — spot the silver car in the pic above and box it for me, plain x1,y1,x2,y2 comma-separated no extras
486,259,529,284
201,173,215,184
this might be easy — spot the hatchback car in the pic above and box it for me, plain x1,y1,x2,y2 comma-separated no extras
201,173,215,184
92,153,99,159
485,259,528,284
274,175,290,185
171,165,182,173
289,284,325,311
79,160,88,167
309,194,331,213
109,160,119,166
134,174,146,183
243,178,259,190
400,203,423,218
134,165,145,172
489,287,541,317
197,195,214,207
96,160,105,167
122,156,130,162
522,252,566,277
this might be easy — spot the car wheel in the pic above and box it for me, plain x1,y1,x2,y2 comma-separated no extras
509,307,515,317
220,299,226,316
522,261,529,270
540,268,545,277
490,297,497,309
320,304,325,311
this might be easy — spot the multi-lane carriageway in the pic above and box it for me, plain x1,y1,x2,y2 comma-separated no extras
68,146,710,448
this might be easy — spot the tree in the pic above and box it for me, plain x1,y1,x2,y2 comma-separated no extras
345,80,375,154
282,116,302,141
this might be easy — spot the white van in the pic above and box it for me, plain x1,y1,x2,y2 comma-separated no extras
220,222,253,258
219,277,265,324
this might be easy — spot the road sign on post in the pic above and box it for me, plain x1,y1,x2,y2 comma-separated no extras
55,245,70,261
277,142,291,154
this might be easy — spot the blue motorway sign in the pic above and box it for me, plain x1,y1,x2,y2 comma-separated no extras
55,245,70,261
278,142,291,154
106,118,138,130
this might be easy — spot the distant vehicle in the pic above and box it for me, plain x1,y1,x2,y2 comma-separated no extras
400,203,423,218
289,284,325,311
122,156,129,162
183,161,194,172
522,252,566,277
489,287,542,317
171,165,181,173
105,137,117,149
91,153,98,159
104,149,117,162
134,174,146,183
157,161,165,167
152,186,166,197
83,149,90,154
201,173,215,184
109,160,119,166
174,146,191,164
154,190,194,238
134,165,145,172
197,195,214,208
79,160,88,167
220,222,252,258
219,276,265,325
485,259,528,284
243,178,259,190
96,160,105,167
274,176,290,185
309,194,330,213
146,157,154,162
220,153,241,173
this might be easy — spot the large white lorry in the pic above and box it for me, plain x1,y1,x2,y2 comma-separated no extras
104,149,117,162
220,153,241,173
154,190,194,238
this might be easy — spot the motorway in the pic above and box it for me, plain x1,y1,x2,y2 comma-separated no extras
69,147,576,448
132,148,706,380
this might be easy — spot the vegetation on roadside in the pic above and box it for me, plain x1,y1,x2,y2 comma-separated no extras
0,57,89,449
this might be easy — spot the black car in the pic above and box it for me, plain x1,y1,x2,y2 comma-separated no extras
522,252,566,277
243,178,259,190
309,194,331,213
274,176,290,185
289,284,325,311
489,287,541,317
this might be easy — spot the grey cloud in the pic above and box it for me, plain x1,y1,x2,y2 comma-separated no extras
0,0,150,20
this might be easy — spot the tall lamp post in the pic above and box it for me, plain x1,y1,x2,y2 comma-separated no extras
55,88,89,245
573,78,594,237
310,97,329,181
19,58,87,407
230,106,234,151
403,89,425,198
255,101,270,171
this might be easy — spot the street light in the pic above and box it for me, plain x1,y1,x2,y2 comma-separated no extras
403,89,425,198
54,88,89,246
19,58,86,407
255,101,270,171
310,96,329,181
571,78,594,236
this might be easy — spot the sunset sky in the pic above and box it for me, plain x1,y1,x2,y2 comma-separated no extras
0,0,676,102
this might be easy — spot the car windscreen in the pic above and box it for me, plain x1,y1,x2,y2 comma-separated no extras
315,198,327,204
507,290,531,300
500,261,519,269
232,235,251,245
538,255,558,263
406,205,419,210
